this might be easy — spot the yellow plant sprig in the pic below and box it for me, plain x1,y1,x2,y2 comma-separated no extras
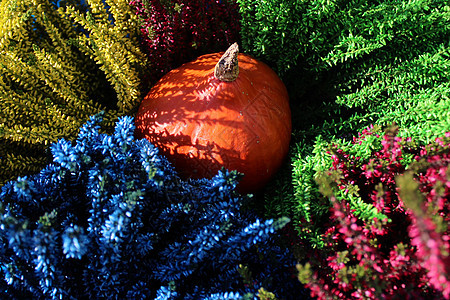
0,149,48,181
64,2,146,113
0,0,148,184
0,0,32,49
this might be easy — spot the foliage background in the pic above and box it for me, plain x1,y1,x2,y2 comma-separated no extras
0,0,449,298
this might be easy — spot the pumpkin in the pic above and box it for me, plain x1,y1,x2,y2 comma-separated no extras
135,43,291,193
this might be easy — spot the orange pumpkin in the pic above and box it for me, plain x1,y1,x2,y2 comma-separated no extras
135,43,291,193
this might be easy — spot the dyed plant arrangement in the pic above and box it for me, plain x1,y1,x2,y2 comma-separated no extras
131,0,240,84
296,126,450,299
0,114,306,299
0,0,449,299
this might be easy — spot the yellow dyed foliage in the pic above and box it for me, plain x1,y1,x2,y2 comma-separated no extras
0,0,148,184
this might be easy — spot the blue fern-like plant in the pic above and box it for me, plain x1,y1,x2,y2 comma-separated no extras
0,113,306,299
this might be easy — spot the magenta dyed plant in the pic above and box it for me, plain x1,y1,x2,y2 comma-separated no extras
297,126,450,299
131,0,240,84
402,134,450,298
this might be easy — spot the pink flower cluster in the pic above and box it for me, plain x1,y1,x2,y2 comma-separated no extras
410,133,450,297
302,127,450,299
130,0,240,84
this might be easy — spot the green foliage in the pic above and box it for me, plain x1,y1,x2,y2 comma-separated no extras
0,0,147,185
237,0,449,77
288,41,450,241
246,0,450,247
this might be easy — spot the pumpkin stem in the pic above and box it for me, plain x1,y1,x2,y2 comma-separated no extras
214,42,239,82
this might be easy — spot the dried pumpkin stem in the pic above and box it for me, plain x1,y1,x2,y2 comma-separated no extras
214,42,239,82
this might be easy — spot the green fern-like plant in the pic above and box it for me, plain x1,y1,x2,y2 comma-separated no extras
289,42,450,239
245,0,450,247
0,0,147,184
237,0,449,77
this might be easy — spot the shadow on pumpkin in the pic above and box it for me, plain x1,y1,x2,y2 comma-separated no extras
145,127,246,180
135,52,291,192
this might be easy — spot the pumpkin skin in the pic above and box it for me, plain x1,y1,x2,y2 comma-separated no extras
135,50,291,193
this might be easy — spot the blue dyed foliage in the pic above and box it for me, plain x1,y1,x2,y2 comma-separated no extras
0,113,306,299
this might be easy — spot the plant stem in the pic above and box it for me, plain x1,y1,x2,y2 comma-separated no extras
214,42,239,82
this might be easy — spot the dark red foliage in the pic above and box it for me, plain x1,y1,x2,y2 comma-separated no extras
130,0,240,84
300,127,450,299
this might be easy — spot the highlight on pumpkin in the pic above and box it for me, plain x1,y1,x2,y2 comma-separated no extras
135,44,292,193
